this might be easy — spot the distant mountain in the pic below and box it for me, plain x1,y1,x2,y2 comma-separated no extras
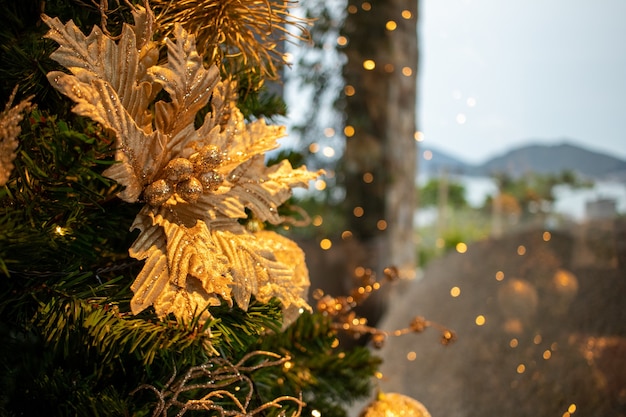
417,146,472,177
419,141,626,180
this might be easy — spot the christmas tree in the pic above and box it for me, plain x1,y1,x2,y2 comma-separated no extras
0,1,386,415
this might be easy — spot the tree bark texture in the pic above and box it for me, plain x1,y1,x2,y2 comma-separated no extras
340,0,419,281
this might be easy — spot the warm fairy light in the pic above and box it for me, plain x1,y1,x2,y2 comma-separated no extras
401,66,413,76
510,338,519,348
337,35,347,46
320,238,332,250
344,125,355,137
475,315,485,326
374,371,383,379
533,334,542,344
543,231,552,241
309,143,319,153
344,85,356,96
551,342,558,351
353,206,364,217
450,286,461,297
362,172,373,183
456,113,467,124
568,404,577,413
363,59,376,70
322,146,335,157
466,97,476,107
406,351,417,361
401,9,412,19
354,266,366,277
312,410,322,417
517,245,526,255
383,63,394,73
348,4,358,13
516,364,526,374
414,131,424,141
385,20,397,31
283,361,293,370
54,225,69,236
323,127,335,137
543,349,552,360
495,270,505,281
361,2,371,11
341,230,353,240
314,179,326,191
312,215,323,227
283,52,293,64
331,338,339,348
376,220,387,230
423,150,433,160
456,242,468,253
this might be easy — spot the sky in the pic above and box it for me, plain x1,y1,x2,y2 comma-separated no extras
419,0,626,164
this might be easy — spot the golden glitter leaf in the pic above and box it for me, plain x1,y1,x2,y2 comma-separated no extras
0,87,32,186
44,5,321,325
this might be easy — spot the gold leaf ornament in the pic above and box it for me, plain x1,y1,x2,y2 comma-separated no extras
44,5,322,325
0,87,32,186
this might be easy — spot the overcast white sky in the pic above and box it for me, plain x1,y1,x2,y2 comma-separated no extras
419,0,626,164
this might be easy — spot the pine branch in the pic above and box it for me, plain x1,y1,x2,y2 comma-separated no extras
254,312,382,417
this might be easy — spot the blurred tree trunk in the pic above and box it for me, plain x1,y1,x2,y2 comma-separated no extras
340,0,419,285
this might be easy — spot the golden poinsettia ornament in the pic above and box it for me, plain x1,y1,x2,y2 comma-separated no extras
0,87,32,186
43,4,321,325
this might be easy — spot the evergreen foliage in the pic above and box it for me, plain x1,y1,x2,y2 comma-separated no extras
0,1,380,415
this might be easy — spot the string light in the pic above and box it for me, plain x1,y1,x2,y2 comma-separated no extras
475,315,486,326
383,63,394,73
322,146,336,157
353,206,364,217
455,242,467,253
313,267,455,348
495,270,505,281
361,2,371,11
323,127,335,137
414,131,424,141
385,20,397,31
401,66,413,76
363,59,376,70
309,143,319,153
344,85,356,96
344,125,355,137
320,238,332,250
337,35,348,46
314,179,326,190
542,231,552,241
517,245,526,255
376,220,387,230
401,9,412,19
450,286,461,297
347,4,357,13
362,172,373,183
